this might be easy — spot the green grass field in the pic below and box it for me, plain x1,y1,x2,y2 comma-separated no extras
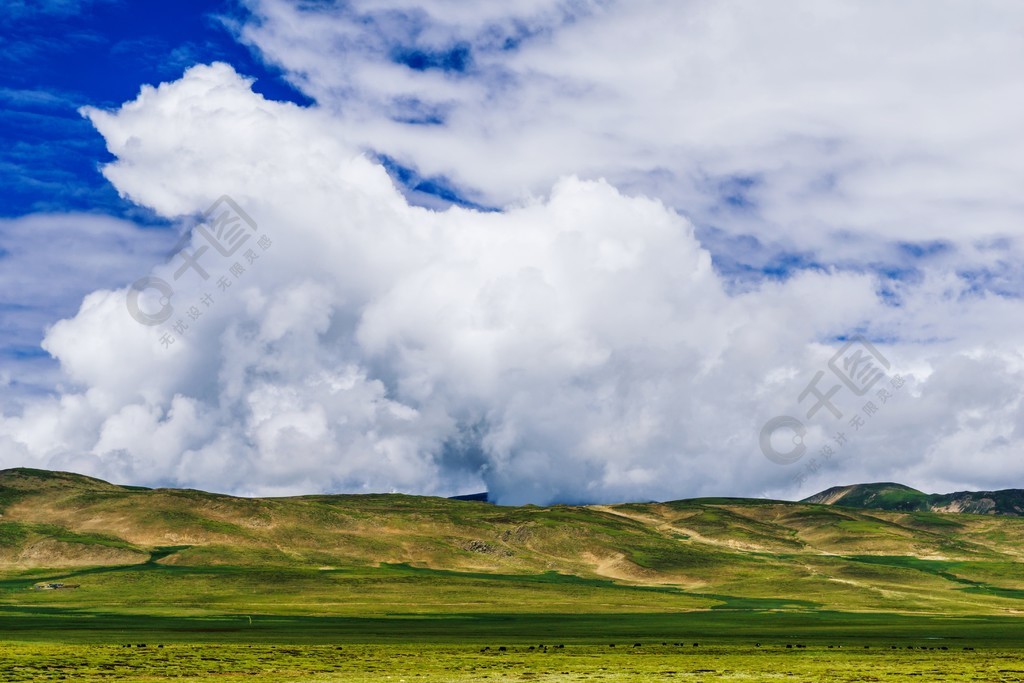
3,560,1024,680
3,468,1024,680
3,642,1021,682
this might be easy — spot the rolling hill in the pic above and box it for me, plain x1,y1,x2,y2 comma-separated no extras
4,466,1024,623
802,482,1024,516
6,466,1024,675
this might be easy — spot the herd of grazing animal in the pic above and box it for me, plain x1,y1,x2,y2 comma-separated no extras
122,642,975,653
478,641,975,653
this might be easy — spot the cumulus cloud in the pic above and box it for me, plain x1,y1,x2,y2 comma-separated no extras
0,62,1020,504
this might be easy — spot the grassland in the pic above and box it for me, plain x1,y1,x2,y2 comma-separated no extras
3,467,1024,680
4,642,1023,682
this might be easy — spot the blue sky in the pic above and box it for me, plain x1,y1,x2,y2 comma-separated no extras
0,0,320,400
1,0,310,219
0,0,488,400
1,1,1022,503
1,0,969,281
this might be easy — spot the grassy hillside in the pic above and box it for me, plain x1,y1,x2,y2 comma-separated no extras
7,467,1024,681
803,482,1024,516
4,467,1024,622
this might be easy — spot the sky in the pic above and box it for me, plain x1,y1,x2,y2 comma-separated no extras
1,0,1023,504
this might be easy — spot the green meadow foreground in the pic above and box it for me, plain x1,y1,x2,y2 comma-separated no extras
3,642,1023,682
3,469,1024,680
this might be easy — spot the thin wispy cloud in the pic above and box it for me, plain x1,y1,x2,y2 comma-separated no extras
240,0,1024,282
0,213,177,408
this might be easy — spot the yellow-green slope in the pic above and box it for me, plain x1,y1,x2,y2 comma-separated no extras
5,467,1024,616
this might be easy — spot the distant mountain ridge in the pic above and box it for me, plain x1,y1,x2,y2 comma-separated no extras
802,482,1024,516
448,492,489,502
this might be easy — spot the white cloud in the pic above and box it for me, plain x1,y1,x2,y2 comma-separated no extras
0,61,1019,505
3,0,1024,504
239,0,1024,270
